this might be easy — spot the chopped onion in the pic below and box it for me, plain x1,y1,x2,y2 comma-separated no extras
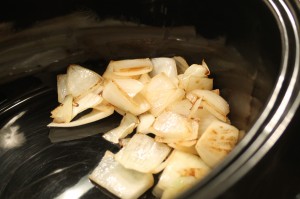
153,150,211,198
57,74,68,103
150,57,178,85
103,113,139,144
48,105,114,127
72,93,103,119
48,56,243,199
168,143,198,155
51,94,73,123
167,99,193,117
195,120,239,167
89,151,154,199
109,58,153,76
113,78,144,97
136,113,155,134
102,81,150,115
115,134,171,173
152,111,196,140
193,108,220,137
144,73,182,116
189,89,229,122
66,64,102,98
173,56,189,74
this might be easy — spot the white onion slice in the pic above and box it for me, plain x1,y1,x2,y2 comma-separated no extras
89,151,154,199
173,56,189,74
115,134,171,173
153,150,210,198
144,73,182,116
168,143,198,155
167,99,193,117
113,79,144,97
72,93,103,119
48,105,114,127
136,113,155,134
139,73,152,85
66,64,102,98
102,81,150,116
195,120,239,167
109,58,153,76
189,89,229,122
150,57,178,85
103,113,139,144
193,108,220,137
152,111,194,139
57,74,68,103
51,94,73,123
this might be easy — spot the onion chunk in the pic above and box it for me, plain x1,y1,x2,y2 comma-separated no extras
89,151,154,199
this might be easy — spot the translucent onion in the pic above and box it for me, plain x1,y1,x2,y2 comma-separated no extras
115,134,171,173
144,73,182,116
89,151,154,199
113,78,144,97
166,99,193,117
195,120,239,167
109,58,153,76
103,113,139,144
72,93,103,119
51,94,73,123
102,81,150,116
136,113,155,134
66,64,102,98
188,89,230,122
150,57,178,85
173,56,189,74
153,150,211,198
152,111,195,139
57,74,68,103
48,105,114,127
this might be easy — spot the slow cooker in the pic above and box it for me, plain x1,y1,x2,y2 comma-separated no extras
0,0,299,198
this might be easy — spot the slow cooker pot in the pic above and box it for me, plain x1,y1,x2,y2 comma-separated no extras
0,0,299,198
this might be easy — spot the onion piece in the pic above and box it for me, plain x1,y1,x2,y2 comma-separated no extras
115,134,171,173
103,113,139,144
113,79,144,97
153,150,211,198
144,73,182,116
195,120,239,167
102,62,139,80
193,108,220,137
152,111,195,139
173,56,189,74
102,81,150,116
89,151,154,199
184,62,210,77
66,64,102,98
188,89,230,122
179,76,213,92
51,94,73,123
150,57,178,85
109,58,153,76
57,74,68,103
72,93,103,119
166,99,193,117
136,113,155,134
168,143,198,155
48,105,114,127
139,73,152,84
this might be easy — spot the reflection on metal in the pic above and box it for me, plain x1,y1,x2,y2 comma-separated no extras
54,175,93,199
0,111,26,149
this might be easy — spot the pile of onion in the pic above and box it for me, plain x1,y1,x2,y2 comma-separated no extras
49,56,241,199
